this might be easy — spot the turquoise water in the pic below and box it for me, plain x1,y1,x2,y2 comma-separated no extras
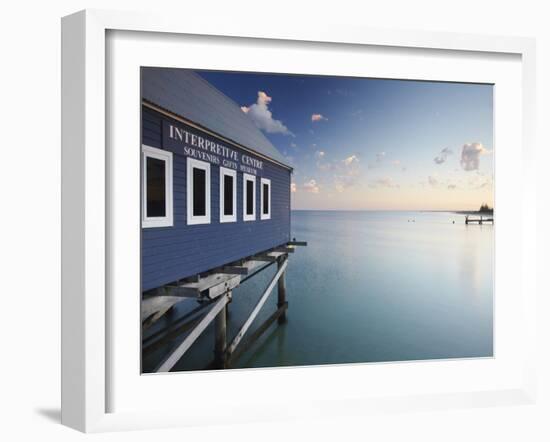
142,210,494,372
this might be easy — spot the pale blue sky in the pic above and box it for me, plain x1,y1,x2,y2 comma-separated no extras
199,71,494,211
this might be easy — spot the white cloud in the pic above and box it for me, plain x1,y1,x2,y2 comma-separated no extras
341,155,361,180
376,152,386,163
241,91,293,135
343,154,359,166
428,176,439,187
460,142,491,171
303,179,320,193
290,182,297,193
311,113,328,122
315,152,360,174
434,147,453,165
290,142,297,148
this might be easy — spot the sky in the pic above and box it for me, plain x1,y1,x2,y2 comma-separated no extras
198,70,494,211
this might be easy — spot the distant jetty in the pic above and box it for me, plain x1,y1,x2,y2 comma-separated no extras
465,214,494,224
456,204,494,225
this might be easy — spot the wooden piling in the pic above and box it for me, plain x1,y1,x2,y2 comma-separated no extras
277,256,287,324
214,292,229,369
155,294,229,372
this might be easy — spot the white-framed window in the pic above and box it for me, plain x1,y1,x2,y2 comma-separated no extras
260,177,271,220
187,158,211,225
219,167,237,223
142,145,173,228
243,173,256,222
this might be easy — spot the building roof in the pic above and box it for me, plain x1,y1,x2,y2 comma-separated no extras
142,67,292,169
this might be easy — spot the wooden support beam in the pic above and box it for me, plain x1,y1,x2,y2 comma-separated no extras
241,261,275,283
168,272,240,301
142,241,302,326
221,266,249,275
274,246,294,253
277,256,287,324
141,295,186,322
155,293,230,373
228,302,288,366
227,258,288,355
185,274,201,283
164,285,201,297
251,254,278,262
143,306,173,329
214,292,229,369
207,276,241,300
144,315,204,356
142,301,212,355
288,240,308,246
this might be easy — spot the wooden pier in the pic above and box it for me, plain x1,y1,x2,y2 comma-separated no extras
142,240,307,372
465,214,494,225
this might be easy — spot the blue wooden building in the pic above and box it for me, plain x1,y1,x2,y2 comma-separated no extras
141,68,293,292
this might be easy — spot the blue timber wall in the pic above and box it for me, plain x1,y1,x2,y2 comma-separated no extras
142,106,291,291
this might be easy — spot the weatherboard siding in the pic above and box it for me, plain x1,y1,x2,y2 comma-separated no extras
141,107,291,291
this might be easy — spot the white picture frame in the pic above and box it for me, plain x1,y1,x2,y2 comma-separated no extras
61,9,537,433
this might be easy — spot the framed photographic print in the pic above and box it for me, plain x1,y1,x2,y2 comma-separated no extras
61,9,537,432
140,67,495,374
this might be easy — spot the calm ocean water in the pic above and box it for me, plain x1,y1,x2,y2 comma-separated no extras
142,210,494,372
